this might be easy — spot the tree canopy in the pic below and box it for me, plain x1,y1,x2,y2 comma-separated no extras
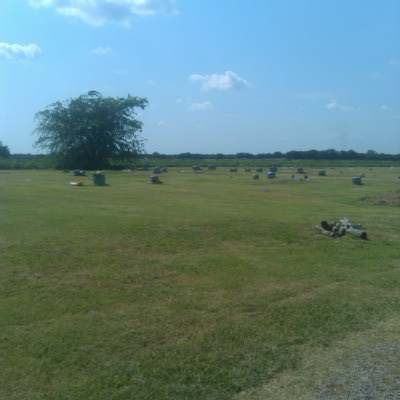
0,142,10,158
34,91,148,169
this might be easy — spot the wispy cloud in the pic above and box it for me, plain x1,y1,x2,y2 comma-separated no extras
28,0,178,26
188,101,213,111
380,104,392,111
326,99,356,112
91,46,112,55
190,71,249,91
0,41,41,60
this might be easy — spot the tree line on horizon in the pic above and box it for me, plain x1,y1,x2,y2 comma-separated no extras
145,149,400,161
6,149,400,164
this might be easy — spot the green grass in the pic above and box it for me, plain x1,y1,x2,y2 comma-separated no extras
0,167,399,399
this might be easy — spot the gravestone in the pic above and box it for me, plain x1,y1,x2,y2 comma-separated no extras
149,175,162,184
93,171,106,186
269,165,278,173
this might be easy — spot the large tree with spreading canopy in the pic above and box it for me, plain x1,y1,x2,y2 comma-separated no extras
34,91,148,169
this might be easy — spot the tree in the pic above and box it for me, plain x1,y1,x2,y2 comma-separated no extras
0,141,10,158
34,91,148,169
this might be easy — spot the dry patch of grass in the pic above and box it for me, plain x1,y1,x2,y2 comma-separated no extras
361,190,400,206
235,316,400,400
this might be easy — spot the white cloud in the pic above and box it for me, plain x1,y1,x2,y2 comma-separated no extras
28,0,178,26
0,41,41,60
380,104,392,111
326,99,356,112
326,100,338,110
91,46,112,55
157,120,166,126
189,71,249,91
188,101,213,111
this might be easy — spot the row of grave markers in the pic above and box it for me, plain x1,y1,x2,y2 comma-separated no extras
67,168,365,186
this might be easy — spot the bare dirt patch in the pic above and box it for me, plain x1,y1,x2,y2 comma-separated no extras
361,190,400,206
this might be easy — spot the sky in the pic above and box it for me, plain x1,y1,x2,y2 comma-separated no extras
0,0,399,154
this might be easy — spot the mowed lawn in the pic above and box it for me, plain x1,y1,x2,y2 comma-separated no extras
0,167,399,399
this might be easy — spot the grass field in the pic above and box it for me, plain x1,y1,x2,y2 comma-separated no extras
1,167,399,399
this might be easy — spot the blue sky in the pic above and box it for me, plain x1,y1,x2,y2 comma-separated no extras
0,0,399,154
